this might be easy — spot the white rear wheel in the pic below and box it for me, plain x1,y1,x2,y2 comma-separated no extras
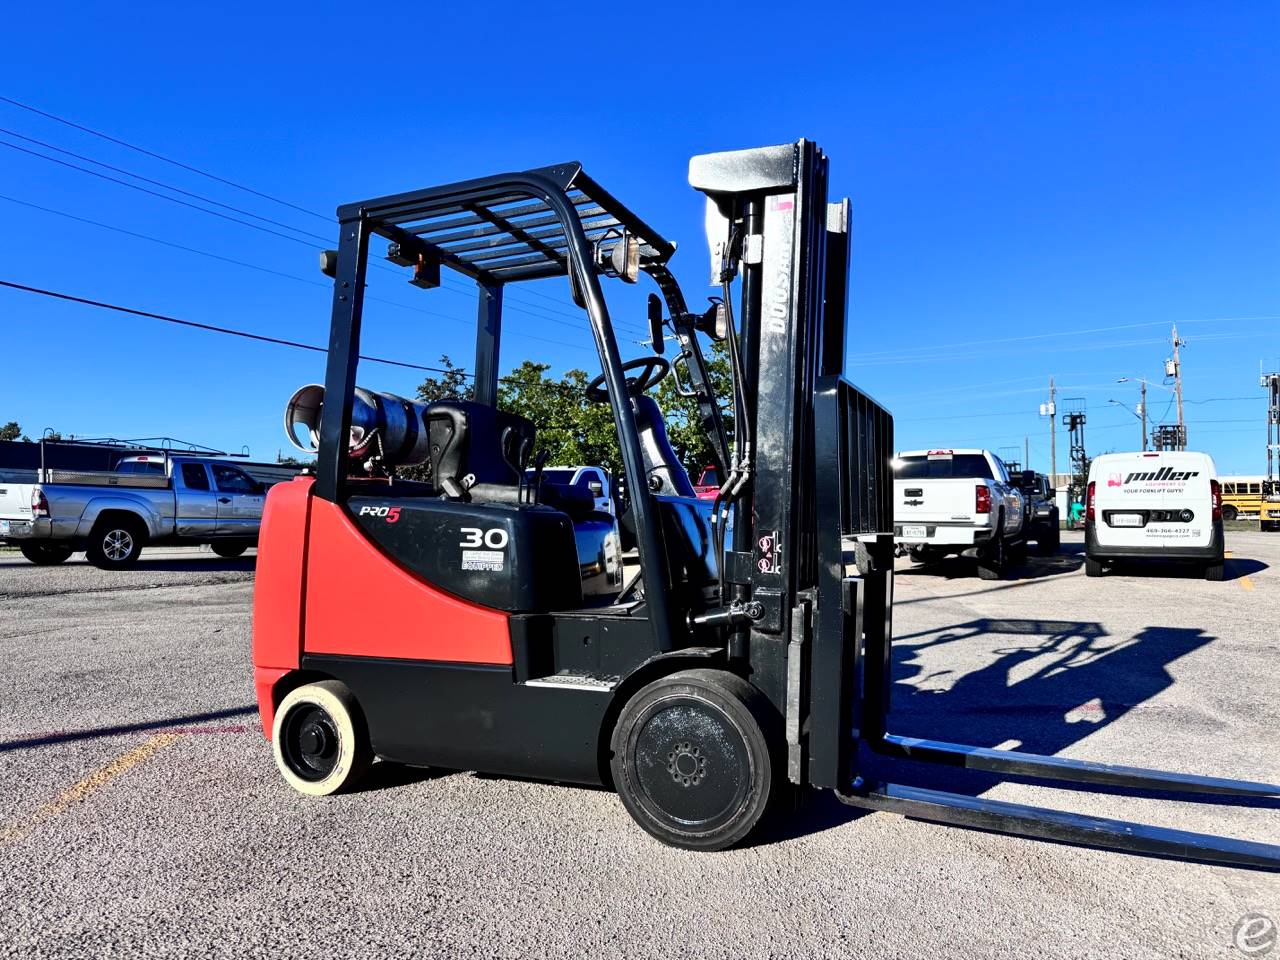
272,680,372,796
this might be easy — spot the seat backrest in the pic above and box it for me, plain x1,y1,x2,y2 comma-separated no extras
425,401,536,498
633,395,696,498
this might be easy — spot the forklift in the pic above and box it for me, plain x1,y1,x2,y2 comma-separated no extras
253,141,1280,866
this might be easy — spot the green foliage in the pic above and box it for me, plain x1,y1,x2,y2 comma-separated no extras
415,355,473,404
407,337,733,480
497,362,621,473
0,421,20,442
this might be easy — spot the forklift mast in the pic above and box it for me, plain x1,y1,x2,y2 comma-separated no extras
689,141,893,791
691,141,1278,868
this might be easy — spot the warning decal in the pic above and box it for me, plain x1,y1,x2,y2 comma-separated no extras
462,550,504,572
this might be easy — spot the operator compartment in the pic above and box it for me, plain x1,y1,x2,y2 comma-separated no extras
288,386,624,611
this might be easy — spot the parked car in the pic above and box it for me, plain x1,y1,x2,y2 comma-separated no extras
893,448,1026,579
0,455,265,568
528,465,615,516
1084,450,1224,580
1018,470,1061,554
692,465,720,501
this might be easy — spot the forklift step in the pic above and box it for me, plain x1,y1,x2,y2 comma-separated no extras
837,782,1280,871
524,673,618,692
877,734,1280,798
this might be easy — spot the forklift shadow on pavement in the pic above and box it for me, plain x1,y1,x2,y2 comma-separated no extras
770,617,1277,844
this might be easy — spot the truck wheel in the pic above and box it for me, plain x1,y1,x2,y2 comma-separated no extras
1203,561,1225,582
18,543,74,566
211,542,248,558
1085,556,1104,578
85,518,146,568
908,546,932,565
1038,525,1061,555
273,680,372,796
610,668,780,851
1221,505,1238,522
977,528,1006,580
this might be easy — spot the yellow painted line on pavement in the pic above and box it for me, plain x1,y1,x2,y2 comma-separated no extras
1240,575,1255,592
0,733,181,846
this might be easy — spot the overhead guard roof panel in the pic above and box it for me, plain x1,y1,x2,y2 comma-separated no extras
335,163,676,285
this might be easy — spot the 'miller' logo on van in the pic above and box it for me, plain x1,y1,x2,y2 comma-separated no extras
1122,468,1200,483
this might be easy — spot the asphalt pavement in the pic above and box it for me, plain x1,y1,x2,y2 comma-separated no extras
0,533,1276,958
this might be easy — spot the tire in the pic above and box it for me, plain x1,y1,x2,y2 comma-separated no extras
18,542,74,565
907,546,931,565
85,517,146,569
1204,561,1225,582
610,668,780,851
272,680,372,796
211,541,248,558
1085,556,1104,578
1038,525,1061,555
977,521,1006,581
1221,505,1238,522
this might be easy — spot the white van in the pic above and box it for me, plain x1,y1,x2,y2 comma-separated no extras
1084,451,1224,580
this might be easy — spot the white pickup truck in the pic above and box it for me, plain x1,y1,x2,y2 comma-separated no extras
893,448,1026,579
0,454,265,568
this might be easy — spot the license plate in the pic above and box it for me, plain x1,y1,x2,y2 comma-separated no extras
1110,513,1143,528
902,525,927,539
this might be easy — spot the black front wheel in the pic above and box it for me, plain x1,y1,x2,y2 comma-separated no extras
19,542,74,566
211,541,249,559
85,519,146,569
610,669,780,851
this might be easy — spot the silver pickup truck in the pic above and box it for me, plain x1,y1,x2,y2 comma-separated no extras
0,455,265,568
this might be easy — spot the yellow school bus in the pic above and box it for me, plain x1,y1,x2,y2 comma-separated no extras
1219,475,1265,521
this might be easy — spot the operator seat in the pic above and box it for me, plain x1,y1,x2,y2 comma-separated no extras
424,401,533,498
424,400,597,519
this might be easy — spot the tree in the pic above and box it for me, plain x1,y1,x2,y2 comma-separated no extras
408,337,734,481
498,362,621,473
0,421,20,442
415,355,473,404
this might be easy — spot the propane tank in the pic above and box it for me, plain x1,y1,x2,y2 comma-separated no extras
284,384,433,468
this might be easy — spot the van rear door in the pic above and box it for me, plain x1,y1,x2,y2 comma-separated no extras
1095,454,1213,549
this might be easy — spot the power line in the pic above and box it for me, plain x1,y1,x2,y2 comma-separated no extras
1,135,642,339
0,126,332,244
0,137,320,249
0,95,332,222
0,279,587,396
0,194,592,353
0,104,645,338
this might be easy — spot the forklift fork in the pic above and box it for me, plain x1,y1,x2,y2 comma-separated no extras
841,537,1280,871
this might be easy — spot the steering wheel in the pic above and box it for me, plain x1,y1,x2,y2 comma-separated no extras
586,356,670,404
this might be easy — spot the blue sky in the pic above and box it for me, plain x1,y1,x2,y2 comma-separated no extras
1,2,1276,473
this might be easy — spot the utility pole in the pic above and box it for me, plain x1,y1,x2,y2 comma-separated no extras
1140,378,1148,451
1049,377,1056,485
1169,324,1186,449
1024,436,1029,472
